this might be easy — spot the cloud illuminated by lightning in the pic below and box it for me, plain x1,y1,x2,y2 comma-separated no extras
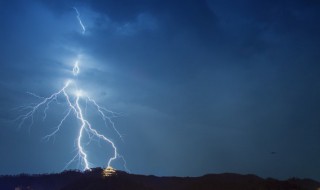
15,7,127,172
73,60,80,76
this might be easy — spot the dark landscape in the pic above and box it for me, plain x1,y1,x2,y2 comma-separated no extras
1,168,319,190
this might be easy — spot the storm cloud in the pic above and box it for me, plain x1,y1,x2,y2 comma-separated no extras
0,0,320,180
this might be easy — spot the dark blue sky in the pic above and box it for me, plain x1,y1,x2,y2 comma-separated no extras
1,0,320,180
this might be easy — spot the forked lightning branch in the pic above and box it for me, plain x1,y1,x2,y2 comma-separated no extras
15,7,126,171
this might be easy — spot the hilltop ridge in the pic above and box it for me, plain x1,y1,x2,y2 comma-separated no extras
1,168,319,190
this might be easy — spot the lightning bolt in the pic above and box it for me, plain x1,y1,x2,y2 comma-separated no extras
16,7,127,172
73,7,86,34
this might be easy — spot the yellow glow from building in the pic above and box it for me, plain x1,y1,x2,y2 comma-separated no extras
103,167,116,177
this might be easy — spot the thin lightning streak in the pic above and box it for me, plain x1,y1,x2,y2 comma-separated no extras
118,154,130,172
88,97,124,142
43,97,57,121
26,92,45,99
42,108,72,141
64,153,79,171
13,105,36,112
73,7,86,34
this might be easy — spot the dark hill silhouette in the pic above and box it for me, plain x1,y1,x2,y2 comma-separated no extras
0,168,319,190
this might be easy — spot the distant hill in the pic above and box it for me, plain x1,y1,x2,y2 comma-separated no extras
1,168,319,190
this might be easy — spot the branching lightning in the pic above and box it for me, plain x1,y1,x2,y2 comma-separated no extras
16,7,127,172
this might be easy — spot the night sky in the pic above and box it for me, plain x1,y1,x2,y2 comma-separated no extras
1,0,320,181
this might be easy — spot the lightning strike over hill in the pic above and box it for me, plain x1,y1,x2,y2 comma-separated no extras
15,7,126,171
